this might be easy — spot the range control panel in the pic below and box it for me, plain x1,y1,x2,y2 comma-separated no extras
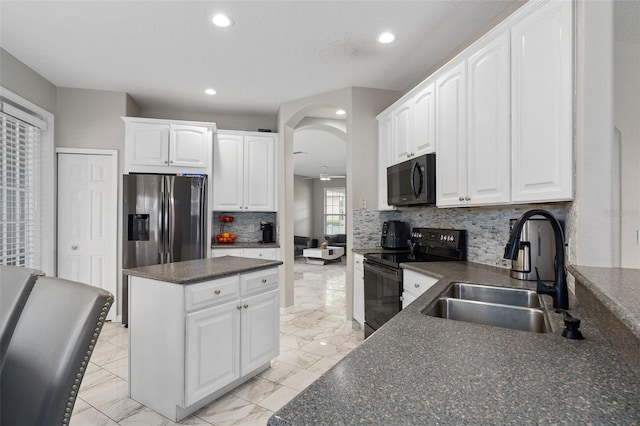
411,228,467,251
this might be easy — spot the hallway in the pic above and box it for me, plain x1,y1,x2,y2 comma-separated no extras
71,258,363,425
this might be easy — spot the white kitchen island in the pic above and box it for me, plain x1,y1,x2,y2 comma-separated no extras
124,256,282,422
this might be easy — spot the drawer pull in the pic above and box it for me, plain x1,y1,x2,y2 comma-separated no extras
414,283,420,288
243,304,249,309
261,278,267,284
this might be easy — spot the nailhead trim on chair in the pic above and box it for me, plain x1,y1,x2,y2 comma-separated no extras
61,295,113,425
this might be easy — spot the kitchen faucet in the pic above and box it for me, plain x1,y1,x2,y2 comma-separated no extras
503,209,569,310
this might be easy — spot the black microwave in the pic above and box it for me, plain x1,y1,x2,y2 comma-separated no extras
387,153,436,206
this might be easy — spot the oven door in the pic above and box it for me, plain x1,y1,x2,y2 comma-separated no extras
363,260,402,338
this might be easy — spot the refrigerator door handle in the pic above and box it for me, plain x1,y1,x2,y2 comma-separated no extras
159,179,166,264
167,177,175,264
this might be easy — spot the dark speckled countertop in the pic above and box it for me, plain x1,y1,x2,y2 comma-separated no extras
269,261,640,425
123,256,282,284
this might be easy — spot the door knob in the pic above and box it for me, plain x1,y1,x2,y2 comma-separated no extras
243,304,249,309
71,245,79,250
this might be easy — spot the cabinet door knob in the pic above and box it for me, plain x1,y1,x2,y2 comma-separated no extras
243,304,249,309
164,160,168,164
465,197,471,201
458,196,464,201
71,245,79,251
214,290,221,295
414,283,420,288
236,306,242,310
261,278,267,283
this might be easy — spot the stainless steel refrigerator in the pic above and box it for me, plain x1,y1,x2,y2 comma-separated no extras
122,174,207,325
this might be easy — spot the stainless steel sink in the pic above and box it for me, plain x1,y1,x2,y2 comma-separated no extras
422,282,549,333
441,282,541,308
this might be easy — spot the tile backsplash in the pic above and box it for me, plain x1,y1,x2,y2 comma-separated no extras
353,204,569,269
212,211,277,243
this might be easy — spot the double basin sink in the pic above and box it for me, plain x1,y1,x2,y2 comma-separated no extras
423,282,550,333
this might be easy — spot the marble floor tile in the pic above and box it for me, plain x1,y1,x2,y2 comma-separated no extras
276,347,322,369
306,357,340,375
231,376,281,405
279,333,312,350
257,386,300,412
196,394,271,426
101,356,129,380
299,340,341,357
78,376,144,422
69,404,120,426
258,361,302,384
90,340,128,366
279,369,321,391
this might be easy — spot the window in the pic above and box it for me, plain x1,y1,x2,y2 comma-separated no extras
324,187,345,234
0,88,54,272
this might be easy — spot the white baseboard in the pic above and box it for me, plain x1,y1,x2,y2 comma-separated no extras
346,319,361,330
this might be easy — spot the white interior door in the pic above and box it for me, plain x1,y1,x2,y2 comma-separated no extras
57,152,117,320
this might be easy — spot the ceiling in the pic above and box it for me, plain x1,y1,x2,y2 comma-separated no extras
1,0,520,178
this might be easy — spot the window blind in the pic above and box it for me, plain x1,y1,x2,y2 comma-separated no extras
0,111,42,268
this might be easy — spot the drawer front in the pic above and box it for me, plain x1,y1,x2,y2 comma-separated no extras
403,270,438,298
186,276,239,312
243,248,277,260
240,267,279,296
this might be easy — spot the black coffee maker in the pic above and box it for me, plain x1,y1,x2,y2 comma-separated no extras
260,221,275,243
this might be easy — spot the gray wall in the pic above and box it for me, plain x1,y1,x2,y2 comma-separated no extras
615,40,640,268
141,108,277,132
293,175,314,238
1,48,57,113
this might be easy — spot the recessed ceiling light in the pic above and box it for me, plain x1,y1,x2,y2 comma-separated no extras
378,32,395,44
212,13,233,28
204,88,217,95
336,109,346,116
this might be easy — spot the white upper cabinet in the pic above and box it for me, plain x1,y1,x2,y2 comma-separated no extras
377,111,394,210
511,0,573,203
124,118,213,174
391,98,413,163
412,82,436,156
388,82,437,166
378,0,573,209
437,31,510,208
170,125,210,168
213,131,277,212
244,135,276,211
436,60,468,207
466,30,511,206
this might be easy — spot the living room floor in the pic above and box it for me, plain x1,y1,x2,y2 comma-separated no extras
71,256,363,425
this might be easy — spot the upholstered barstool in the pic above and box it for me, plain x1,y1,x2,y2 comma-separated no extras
1,276,113,425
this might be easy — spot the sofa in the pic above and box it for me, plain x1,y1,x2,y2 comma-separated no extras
324,234,346,250
294,236,311,257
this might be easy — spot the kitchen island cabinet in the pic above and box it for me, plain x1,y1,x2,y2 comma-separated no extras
269,261,640,425
124,256,282,422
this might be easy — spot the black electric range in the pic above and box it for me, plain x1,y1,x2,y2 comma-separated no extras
362,228,466,338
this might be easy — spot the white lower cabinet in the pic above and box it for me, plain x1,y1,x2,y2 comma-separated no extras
241,289,280,373
211,247,279,260
402,270,438,309
186,301,240,405
129,267,279,422
353,254,365,328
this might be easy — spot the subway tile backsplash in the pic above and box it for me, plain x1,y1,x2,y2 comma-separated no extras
353,204,569,269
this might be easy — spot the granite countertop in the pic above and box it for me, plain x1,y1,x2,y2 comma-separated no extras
211,242,280,249
568,265,640,374
269,261,640,425
123,256,283,284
